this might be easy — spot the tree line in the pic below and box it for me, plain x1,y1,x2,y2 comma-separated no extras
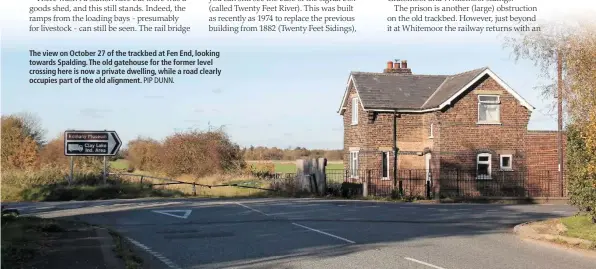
241,146,343,161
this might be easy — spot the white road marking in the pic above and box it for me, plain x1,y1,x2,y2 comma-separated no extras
127,237,182,269
235,202,271,216
291,223,355,244
288,204,320,208
359,205,380,208
152,210,192,219
553,210,567,214
404,257,447,269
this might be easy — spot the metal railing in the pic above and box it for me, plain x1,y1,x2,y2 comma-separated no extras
325,169,565,198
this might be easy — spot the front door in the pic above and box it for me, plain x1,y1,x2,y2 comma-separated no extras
425,153,431,182
425,153,432,198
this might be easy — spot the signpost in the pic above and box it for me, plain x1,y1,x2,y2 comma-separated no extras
64,130,122,184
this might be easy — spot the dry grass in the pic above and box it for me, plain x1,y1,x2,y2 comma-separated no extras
116,172,273,198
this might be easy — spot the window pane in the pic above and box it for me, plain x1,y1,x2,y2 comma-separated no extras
382,153,388,177
479,96,498,102
479,104,487,121
352,98,358,123
486,104,499,121
502,156,510,167
479,156,489,162
478,164,489,175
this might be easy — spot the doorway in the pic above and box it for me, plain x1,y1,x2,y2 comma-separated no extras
425,153,431,182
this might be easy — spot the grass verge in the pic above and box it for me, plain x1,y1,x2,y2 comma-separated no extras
561,214,596,244
18,181,186,202
108,230,143,269
1,216,65,268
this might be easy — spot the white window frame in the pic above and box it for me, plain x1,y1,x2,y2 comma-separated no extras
349,151,359,178
351,97,358,125
476,153,492,179
477,95,500,124
381,152,390,180
500,154,513,171
429,123,434,138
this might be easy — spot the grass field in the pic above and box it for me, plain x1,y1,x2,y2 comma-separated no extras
246,160,344,173
111,159,130,170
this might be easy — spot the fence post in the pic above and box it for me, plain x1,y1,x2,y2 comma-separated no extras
312,174,319,195
140,176,144,188
456,169,460,197
193,183,197,196
363,170,370,197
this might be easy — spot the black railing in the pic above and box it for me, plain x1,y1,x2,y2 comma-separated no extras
325,169,565,198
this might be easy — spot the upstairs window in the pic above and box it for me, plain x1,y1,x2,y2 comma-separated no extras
429,123,434,138
477,153,492,179
351,97,358,125
478,95,500,124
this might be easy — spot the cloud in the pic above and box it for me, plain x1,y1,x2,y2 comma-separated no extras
212,88,223,94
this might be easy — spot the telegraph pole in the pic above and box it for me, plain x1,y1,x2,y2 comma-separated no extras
557,50,564,196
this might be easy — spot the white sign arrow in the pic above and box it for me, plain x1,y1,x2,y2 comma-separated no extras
152,210,192,219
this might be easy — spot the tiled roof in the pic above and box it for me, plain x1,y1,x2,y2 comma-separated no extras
349,67,488,110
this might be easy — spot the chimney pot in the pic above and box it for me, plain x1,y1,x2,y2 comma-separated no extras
401,60,408,69
386,61,393,70
393,62,401,69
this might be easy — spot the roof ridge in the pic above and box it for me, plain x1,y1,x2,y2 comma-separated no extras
448,66,489,77
420,77,450,108
350,71,448,77
351,67,488,77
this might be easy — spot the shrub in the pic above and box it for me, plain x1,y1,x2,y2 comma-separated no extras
245,162,275,178
1,115,39,170
126,137,161,172
38,134,104,173
566,124,596,223
340,182,363,198
159,130,245,178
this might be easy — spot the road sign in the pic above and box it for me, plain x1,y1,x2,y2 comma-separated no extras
64,130,122,156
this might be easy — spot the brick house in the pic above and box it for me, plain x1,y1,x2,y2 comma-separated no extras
338,60,565,197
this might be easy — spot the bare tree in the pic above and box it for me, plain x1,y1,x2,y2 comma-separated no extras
15,112,46,147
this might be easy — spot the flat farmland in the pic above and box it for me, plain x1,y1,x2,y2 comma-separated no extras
246,160,344,173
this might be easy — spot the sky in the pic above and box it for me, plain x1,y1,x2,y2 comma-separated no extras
1,1,595,149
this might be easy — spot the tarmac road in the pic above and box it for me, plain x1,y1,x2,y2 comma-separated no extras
9,198,596,269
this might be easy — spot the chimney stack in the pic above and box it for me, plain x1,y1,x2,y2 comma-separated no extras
383,59,412,74
386,61,393,70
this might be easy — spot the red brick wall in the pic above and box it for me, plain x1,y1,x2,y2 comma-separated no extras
342,83,369,172
341,74,567,198
436,75,531,172
526,131,567,196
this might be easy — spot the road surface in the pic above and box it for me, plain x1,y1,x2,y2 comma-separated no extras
8,198,596,269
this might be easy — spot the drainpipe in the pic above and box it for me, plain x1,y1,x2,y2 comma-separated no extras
393,110,398,190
